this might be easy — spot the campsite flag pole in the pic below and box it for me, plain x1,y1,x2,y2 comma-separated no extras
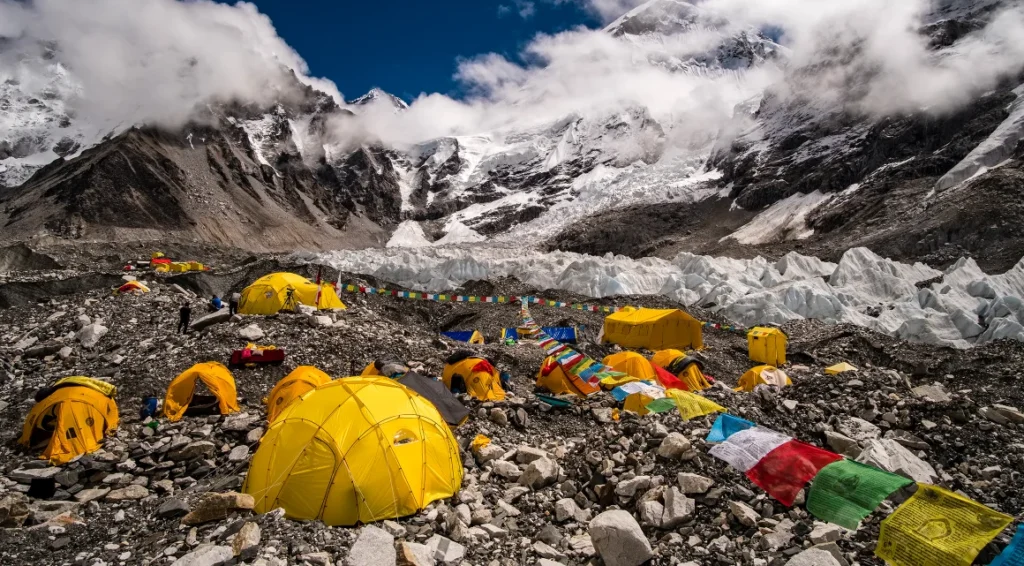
315,266,323,306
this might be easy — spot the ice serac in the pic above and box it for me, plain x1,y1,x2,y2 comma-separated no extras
309,245,1024,348
936,84,1024,192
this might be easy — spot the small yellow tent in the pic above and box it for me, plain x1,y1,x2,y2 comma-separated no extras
535,356,599,397
748,327,787,366
825,362,858,375
239,272,346,315
164,362,240,422
601,351,658,389
53,376,117,398
243,377,463,526
649,349,712,391
116,280,150,294
265,366,332,423
602,307,704,351
735,365,792,392
20,385,119,465
442,358,505,401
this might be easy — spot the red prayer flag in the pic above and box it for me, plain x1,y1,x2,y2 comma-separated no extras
653,364,688,391
745,440,842,506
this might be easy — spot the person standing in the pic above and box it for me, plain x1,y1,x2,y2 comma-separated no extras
229,292,240,316
178,302,192,334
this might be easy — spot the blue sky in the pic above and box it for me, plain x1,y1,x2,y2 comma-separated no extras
234,0,601,103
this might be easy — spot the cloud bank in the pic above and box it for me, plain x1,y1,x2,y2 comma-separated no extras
342,0,1024,153
0,0,340,129
3,0,1024,162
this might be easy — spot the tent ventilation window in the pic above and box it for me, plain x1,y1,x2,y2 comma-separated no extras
393,430,418,446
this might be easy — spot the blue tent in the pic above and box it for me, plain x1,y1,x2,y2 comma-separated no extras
502,326,580,344
441,330,484,344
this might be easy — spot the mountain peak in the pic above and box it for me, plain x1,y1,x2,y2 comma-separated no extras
348,88,409,111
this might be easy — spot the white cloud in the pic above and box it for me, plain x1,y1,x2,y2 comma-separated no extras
0,0,340,130
518,1,538,19
331,0,1024,161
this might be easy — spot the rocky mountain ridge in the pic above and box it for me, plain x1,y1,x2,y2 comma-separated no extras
1,0,1023,273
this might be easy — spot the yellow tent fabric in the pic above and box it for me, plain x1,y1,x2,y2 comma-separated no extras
600,352,658,389
151,251,165,259
239,272,347,315
20,386,119,465
623,393,656,416
468,331,484,345
735,365,792,392
825,362,858,375
748,327,787,366
266,366,332,423
116,280,150,294
666,389,726,421
243,377,463,526
163,362,241,422
649,349,712,391
54,376,117,398
602,307,704,351
442,358,505,401
361,362,381,376
535,356,600,397
154,264,170,273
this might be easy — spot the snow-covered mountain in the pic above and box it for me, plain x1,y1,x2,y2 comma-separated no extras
347,87,409,111
1,0,1023,272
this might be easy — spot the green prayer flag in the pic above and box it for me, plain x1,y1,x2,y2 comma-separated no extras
807,459,913,529
644,398,677,414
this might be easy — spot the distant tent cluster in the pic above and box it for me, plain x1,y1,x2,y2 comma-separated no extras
150,252,209,274
240,272,346,315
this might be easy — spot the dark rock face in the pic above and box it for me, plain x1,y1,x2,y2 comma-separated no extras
709,85,1017,211
0,119,402,251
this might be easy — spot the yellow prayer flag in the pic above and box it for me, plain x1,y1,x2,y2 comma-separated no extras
666,389,726,421
876,484,1012,566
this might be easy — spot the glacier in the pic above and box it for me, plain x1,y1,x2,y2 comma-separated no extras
307,245,1024,348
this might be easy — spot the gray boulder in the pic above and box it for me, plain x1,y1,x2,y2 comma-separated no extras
588,510,653,566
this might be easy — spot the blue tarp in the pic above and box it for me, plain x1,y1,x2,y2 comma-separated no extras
502,326,580,343
705,414,755,443
441,330,482,343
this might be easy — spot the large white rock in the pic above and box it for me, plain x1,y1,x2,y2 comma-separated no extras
661,487,695,528
346,525,396,566
76,323,108,348
856,439,937,483
170,545,234,566
784,548,843,566
238,324,265,341
518,457,558,489
589,510,653,566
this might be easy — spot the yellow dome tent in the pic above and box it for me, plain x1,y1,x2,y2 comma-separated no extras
163,362,241,422
535,356,600,397
748,327,787,366
243,377,463,526
20,382,119,465
825,362,858,375
601,351,658,388
265,366,332,423
442,357,505,401
735,365,792,392
650,349,712,391
602,307,704,351
239,272,346,315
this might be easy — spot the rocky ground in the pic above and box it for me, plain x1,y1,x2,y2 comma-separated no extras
1,254,1023,566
